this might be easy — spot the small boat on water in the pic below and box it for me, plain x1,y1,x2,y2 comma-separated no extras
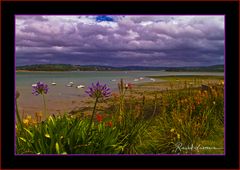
51,82,57,85
139,77,144,80
32,84,37,87
150,78,156,82
66,81,74,87
111,79,116,82
134,78,139,82
76,85,85,89
66,84,73,87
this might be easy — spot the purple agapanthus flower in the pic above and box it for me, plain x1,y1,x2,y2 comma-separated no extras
32,81,48,96
85,81,111,98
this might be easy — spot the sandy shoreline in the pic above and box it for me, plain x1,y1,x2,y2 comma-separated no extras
17,94,95,117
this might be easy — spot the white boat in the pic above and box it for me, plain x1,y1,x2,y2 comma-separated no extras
134,78,139,82
51,82,56,85
150,78,156,82
32,84,37,87
76,85,85,89
111,79,116,82
139,77,144,80
66,81,74,87
66,84,73,87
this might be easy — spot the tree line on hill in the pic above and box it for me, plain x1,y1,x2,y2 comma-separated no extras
16,64,224,72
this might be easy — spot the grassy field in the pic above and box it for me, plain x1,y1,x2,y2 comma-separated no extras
16,75,224,154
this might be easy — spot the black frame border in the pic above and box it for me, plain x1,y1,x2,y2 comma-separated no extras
1,1,239,169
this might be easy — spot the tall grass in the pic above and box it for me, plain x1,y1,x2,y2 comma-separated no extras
139,81,224,154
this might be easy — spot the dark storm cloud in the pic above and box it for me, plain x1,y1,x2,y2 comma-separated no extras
15,15,224,66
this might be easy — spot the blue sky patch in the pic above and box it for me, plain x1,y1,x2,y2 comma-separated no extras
96,16,114,22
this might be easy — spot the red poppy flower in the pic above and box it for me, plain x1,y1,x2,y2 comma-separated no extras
96,114,103,122
106,121,113,127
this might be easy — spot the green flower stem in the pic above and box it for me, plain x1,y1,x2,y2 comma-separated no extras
87,97,99,137
42,94,47,118
119,90,126,116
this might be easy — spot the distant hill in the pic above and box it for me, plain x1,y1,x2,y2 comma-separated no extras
16,64,224,72
16,64,117,71
16,64,76,71
165,65,224,72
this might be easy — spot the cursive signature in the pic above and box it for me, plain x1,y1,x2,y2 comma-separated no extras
175,142,224,153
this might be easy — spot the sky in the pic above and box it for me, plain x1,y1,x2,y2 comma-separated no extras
15,15,224,67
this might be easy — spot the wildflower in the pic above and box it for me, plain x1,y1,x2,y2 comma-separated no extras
32,82,48,117
177,134,181,139
213,101,216,105
26,115,32,120
31,119,37,125
45,134,51,138
23,119,29,126
32,81,48,96
170,128,175,133
108,121,113,127
96,114,103,122
85,82,111,98
85,82,111,136
106,121,113,127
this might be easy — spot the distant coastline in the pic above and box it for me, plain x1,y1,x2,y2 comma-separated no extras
16,64,224,72
16,70,72,73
